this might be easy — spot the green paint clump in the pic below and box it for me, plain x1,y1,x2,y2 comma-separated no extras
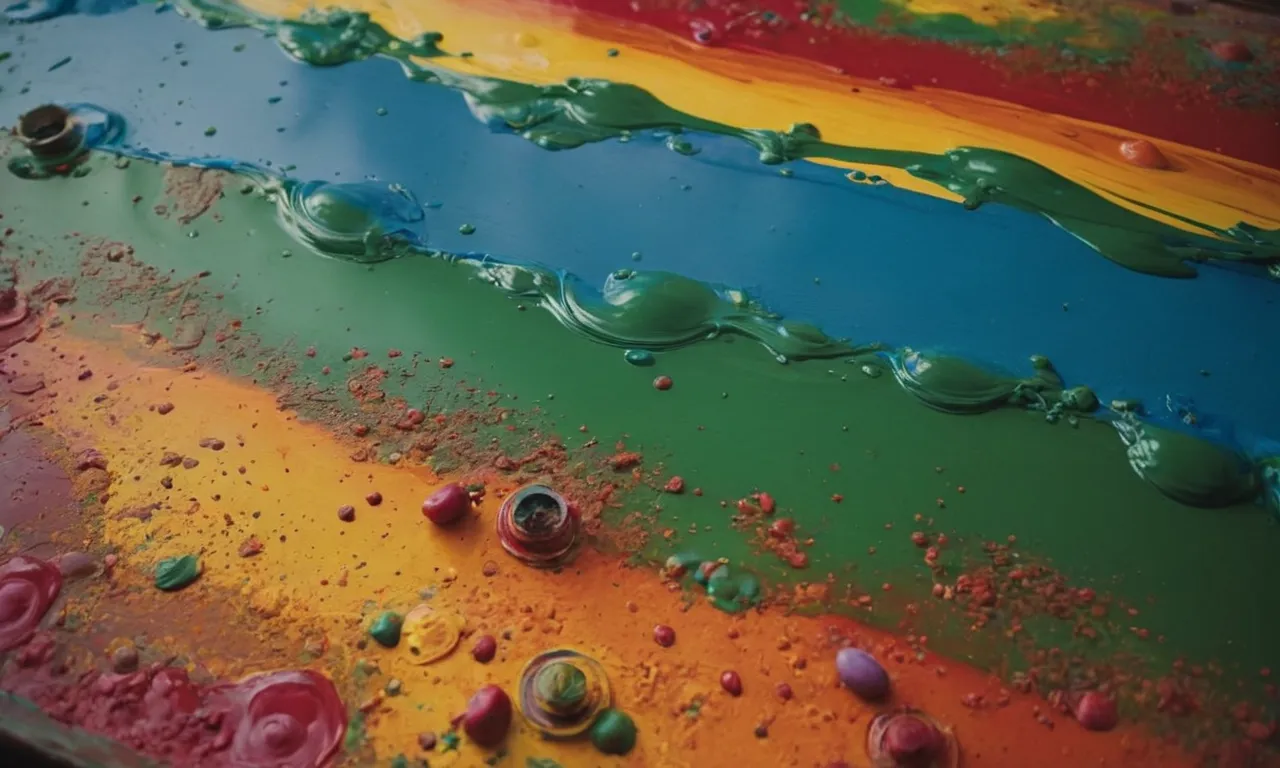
369,610,403,647
590,708,637,755
1115,417,1260,508
153,555,201,591
532,662,587,715
458,223,476,235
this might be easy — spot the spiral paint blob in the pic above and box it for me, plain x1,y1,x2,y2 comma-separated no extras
517,649,612,738
0,556,63,652
212,670,347,768
865,710,960,768
275,180,427,263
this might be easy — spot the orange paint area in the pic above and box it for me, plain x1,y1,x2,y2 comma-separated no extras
0,306,1202,766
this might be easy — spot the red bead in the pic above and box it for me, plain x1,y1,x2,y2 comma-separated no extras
471,635,497,663
653,375,673,391
653,624,676,647
720,670,743,696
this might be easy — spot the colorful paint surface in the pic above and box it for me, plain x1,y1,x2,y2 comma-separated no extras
1,0,1279,767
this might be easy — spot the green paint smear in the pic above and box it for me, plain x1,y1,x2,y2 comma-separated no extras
8,149,1280,724
822,0,1143,63
153,555,201,591
169,0,1280,279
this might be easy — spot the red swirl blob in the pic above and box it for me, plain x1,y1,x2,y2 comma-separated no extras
212,670,347,768
0,555,63,652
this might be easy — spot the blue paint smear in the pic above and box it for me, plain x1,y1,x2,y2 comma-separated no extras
2,0,134,23
1,4,1278,453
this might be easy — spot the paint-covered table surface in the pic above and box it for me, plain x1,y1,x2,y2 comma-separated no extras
1,0,1279,766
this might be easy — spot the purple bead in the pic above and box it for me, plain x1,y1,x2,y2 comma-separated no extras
835,648,890,700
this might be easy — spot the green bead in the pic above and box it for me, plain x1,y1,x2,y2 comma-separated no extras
154,555,201,591
590,708,637,756
369,611,403,648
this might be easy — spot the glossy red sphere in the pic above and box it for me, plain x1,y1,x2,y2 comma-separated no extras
422,483,469,525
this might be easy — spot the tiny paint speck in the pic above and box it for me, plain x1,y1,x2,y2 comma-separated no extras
48,56,72,71
459,223,476,235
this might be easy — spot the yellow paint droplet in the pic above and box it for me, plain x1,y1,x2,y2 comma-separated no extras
514,31,538,48
401,603,463,665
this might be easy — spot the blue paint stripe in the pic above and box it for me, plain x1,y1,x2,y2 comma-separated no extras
2,4,1276,450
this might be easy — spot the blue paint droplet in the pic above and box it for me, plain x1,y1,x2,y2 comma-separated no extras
624,349,654,367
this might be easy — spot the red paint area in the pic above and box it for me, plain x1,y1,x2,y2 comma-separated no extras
3,651,347,768
0,556,62,652
544,0,1280,169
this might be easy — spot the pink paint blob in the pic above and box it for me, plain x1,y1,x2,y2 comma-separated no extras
0,555,63,652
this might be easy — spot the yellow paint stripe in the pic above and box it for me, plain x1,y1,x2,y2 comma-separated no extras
239,0,1280,235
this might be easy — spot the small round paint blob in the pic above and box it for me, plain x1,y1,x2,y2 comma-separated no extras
422,483,469,525
1073,692,1119,732
472,634,497,663
653,624,676,647
463,685,513,748
623,349,655,367
590,708,637,755
720,670,743,696
836,648,890,700
1118,139,1169,170
653,375,673,391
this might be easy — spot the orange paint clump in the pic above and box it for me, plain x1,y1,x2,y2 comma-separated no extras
1119,139,1170,170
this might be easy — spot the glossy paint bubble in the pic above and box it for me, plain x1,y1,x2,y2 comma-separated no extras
277,180,427,262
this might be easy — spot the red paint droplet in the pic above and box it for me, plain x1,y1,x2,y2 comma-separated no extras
471,634,497,663
911,531,928,547
768,518,795,539
422,484,469,525
1210,40,1253,63
775,682,793,701
663,476,685,494
653,624,676,647
831,493,843,503
462,685,512,748
1074,691,1119,732
365,492,383,507
756,492,776,515
1118,139,1169,170
439,357,454,369
720,670,743,696
787,551,809,569
337,505,355,522
653,375,673,391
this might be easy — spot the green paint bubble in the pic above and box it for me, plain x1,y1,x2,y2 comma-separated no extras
590,708,637,755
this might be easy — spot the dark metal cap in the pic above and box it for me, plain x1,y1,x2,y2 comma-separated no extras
16,105,84,160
